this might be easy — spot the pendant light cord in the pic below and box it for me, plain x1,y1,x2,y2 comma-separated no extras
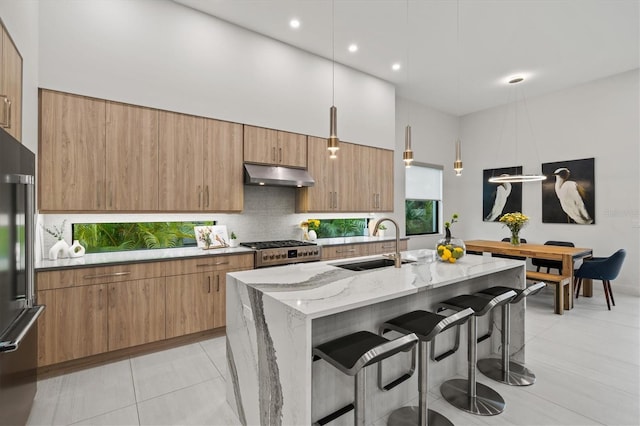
406,0,410,124
332,0,335,106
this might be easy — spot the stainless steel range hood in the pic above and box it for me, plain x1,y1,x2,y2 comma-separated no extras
244,164,315,187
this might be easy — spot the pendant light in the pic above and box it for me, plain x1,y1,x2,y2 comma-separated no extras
488,76,546,183
402,0,413,168
452,0,463,176
327,0,339,159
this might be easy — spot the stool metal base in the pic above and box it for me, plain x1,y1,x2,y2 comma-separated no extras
477,357,536,386
440,379,505,416
387,406,454,426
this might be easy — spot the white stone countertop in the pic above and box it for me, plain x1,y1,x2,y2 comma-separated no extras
228,249,524,319
35,246,255,271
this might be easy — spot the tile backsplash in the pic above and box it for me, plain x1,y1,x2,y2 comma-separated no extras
38,186,389,261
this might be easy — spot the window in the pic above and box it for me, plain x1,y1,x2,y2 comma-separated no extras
405,163,443,235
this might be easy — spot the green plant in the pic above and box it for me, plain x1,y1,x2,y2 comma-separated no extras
378,224,387,230
230,231,237,239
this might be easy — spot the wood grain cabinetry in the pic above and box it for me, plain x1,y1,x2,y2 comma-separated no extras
297,138,394,212
244,125,307,168
165,253,252,338
36,261,166,366
37,284,108,367
39,90,106,211
159,112,243,211
0,22,22,142
321,240,409,261
105,102,159,210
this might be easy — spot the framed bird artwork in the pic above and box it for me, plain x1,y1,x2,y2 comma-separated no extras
482,166,523,222
542,158,595,224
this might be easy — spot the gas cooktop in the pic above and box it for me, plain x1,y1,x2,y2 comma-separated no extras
240,240,317,250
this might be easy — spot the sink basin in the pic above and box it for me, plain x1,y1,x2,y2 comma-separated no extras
332,257,414,271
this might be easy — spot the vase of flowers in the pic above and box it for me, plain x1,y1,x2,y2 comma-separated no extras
300,219,320,241
436,213,465,263
499,212,529,246
45,220,70,260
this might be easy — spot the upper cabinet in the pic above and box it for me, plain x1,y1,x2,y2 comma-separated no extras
244,125,307,168
158,112,243,212
0,23,22,142
106,102,159,211
296,138,394,213
39,90,106,211
39,91,243,212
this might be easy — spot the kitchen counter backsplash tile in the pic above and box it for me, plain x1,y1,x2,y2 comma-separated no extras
35,246,254,270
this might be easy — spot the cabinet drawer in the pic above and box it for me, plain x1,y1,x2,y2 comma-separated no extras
37,262,166,290
368,240,408,255
321,244,369,261
164,253,254,276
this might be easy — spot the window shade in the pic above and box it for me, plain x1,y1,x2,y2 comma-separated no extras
405,164,442,200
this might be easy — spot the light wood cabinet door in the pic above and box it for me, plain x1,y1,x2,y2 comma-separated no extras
244,125,307,168
0,25,22,141
296,136,335,212
106,102,159,211
336,142,362,211
107,278,166,351
321,244,370,260
37,285,108,367
212,272,226,328
204,118,243,211
158,111,204,211
243,125,278,165
165,273,214,338
374,148,394,211
277,131,307,168
39,90,106,211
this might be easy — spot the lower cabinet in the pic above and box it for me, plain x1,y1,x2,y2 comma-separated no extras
321,240,409,261
36,254,252,368
107,278,166,351
37,285,108,367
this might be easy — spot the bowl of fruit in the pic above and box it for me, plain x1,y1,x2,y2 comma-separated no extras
436,239,466,263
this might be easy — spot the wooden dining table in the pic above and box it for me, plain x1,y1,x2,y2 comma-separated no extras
464,240,594,310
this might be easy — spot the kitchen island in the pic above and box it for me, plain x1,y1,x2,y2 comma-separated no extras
226,250,526,426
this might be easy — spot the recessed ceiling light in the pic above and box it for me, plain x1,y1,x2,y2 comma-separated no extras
392,63,401,71
348,44,358,53
289,18,300,29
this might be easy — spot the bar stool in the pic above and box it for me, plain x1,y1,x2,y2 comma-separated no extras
475,282,546,386
313,331,419,426
436,290,516,416
378,308,474,426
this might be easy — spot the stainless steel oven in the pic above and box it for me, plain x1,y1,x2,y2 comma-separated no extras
240,240,322,268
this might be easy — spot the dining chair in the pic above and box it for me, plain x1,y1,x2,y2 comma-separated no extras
531,241,575,273
492,238,527,260
574,249,626,310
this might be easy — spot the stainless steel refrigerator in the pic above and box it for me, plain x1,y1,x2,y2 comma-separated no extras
0,128,44,426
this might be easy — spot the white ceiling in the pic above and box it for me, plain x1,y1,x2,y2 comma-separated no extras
174,0,639,116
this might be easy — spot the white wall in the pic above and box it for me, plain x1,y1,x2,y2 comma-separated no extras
38,0,394,148
394,97,460,250
0,0,38,153
452,70,639,295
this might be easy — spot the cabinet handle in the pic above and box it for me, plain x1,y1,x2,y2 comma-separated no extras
278,147,282,163
381,244,395,249
216,275,220,292
207,276,211,293
0,96,11,128
272,147,276,162
205,185,210,208
198,185,202,208
334,192,338,209
108,181,113,208
96,183,101,208
337,249,356,253
98,288,104,310
196,261,229,267
83,272,131,279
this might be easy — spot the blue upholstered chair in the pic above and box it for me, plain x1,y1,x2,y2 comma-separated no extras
531,241,575,273
574,249,626,310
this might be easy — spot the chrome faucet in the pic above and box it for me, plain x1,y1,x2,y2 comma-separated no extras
373,218,402,268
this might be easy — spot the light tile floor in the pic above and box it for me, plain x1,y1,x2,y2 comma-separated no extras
28,287,640,426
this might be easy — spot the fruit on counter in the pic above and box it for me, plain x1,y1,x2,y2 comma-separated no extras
437,244,465,263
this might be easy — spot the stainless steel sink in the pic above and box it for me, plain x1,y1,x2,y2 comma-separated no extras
332,257,414,271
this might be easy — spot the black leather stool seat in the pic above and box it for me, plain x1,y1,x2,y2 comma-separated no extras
313,331,418,425
315,331,390,374
383,311,447,339
440,294,507,314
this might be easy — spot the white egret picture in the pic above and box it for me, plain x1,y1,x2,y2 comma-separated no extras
542,158,595,224
483,166,523,222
